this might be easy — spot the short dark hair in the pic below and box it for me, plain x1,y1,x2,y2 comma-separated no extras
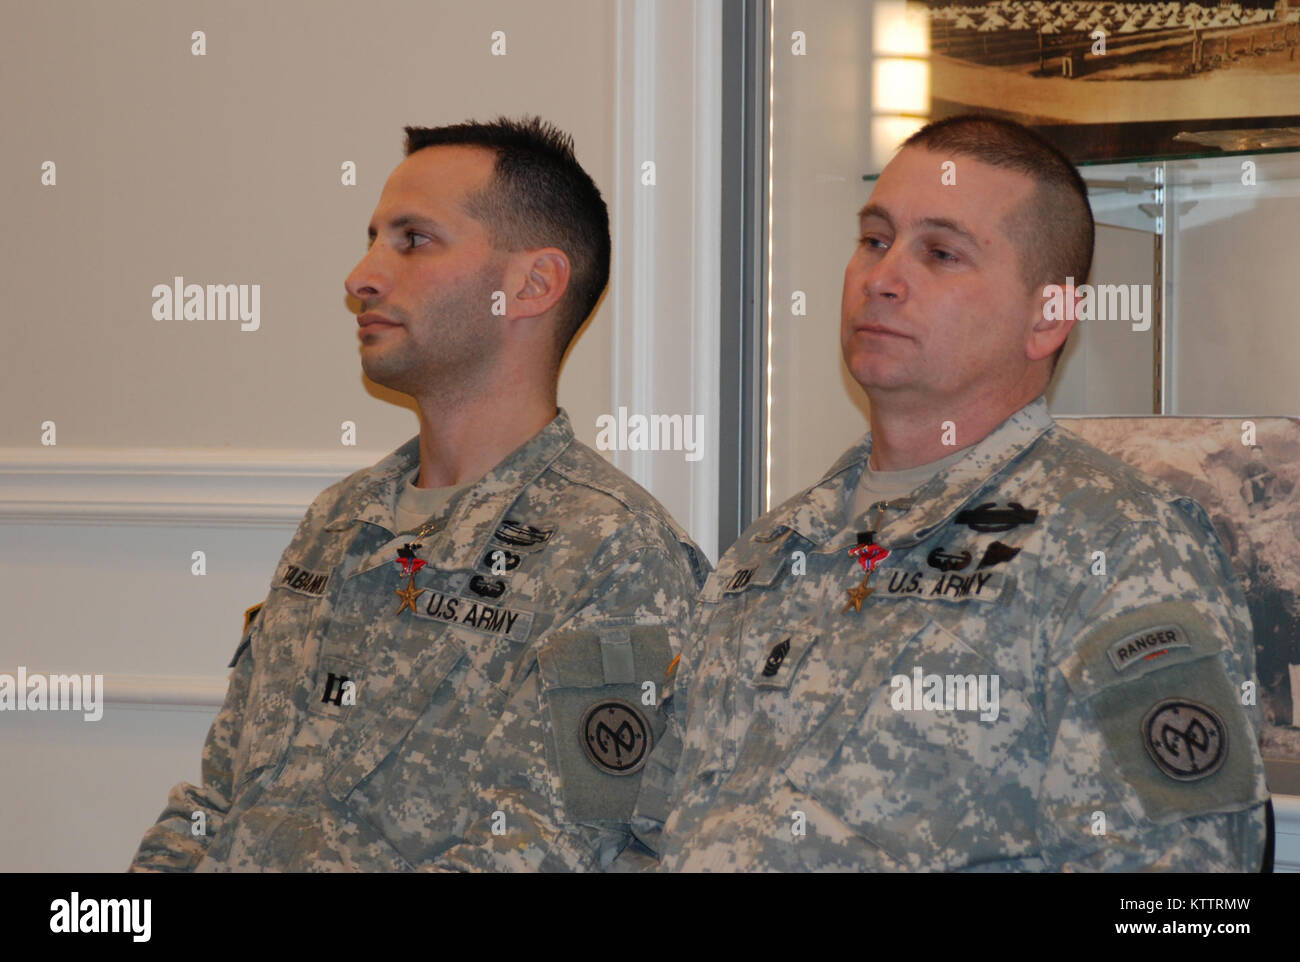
900,114,1094,379
403,117,611,360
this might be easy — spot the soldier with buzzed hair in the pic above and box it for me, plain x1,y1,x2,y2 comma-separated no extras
130,117,707,872
637,114,1268,872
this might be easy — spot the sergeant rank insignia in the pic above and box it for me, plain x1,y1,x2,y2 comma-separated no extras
842,541,890,614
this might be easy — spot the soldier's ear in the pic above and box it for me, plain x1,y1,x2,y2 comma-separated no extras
1027,279,1076,362
509,249,570,321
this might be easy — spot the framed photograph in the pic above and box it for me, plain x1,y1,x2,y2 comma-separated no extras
915,0,1300,163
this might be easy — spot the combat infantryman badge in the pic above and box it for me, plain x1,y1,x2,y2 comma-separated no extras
954,502,1038,533
395,576,425,614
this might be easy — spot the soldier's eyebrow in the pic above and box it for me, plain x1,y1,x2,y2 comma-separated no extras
366,213,443,242
858,203,980,248
858,203,893,230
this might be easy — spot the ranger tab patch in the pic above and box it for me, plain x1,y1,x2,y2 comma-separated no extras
1107,624,1191,673
1141,698,1227,781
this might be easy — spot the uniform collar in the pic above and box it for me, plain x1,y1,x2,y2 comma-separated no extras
324,409,575,568
755,395,1055,550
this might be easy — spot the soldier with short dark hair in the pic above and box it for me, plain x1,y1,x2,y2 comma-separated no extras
641,115,1268,872
131,117,707,872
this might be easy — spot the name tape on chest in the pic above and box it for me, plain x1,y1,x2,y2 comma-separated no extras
880,568,1006,603
410,590,534,642
274,562,331,598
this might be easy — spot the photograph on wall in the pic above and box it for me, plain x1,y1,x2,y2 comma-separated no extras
913,0,1300,162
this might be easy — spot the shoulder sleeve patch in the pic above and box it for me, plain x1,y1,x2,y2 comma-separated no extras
537,625,672,825
1090,655,1262,822
228,602,264,669
1058,600,1266,823
1058,600,1227,697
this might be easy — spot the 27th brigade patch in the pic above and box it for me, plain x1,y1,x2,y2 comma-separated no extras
581,699,652,775
1062,600,1262,821
1141,698,1228,782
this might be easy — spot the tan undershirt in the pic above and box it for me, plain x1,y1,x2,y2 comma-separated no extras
393,468,475,535
851,446,970,524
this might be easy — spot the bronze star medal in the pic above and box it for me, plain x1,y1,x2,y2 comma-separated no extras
842,541,890,614
395,576,425,614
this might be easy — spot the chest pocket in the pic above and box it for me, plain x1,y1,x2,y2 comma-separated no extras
323,635,468,801
537,625,673,824
782,619,1032,868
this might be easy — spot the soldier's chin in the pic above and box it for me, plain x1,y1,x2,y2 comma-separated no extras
845,354,903,392
360,355,414,394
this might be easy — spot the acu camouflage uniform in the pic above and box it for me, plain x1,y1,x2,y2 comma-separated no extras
131,410,707,871
647,396,1268,871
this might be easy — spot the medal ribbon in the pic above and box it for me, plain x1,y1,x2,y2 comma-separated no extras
849,542,889,573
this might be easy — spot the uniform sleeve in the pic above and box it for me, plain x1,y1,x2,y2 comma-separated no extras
614,601,708,869
127,609,257,872
1035,516,1269,872
431,542,705,872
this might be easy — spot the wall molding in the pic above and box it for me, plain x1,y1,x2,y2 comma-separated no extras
105,673,228,710
0,446,379,527
1,669,227,711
